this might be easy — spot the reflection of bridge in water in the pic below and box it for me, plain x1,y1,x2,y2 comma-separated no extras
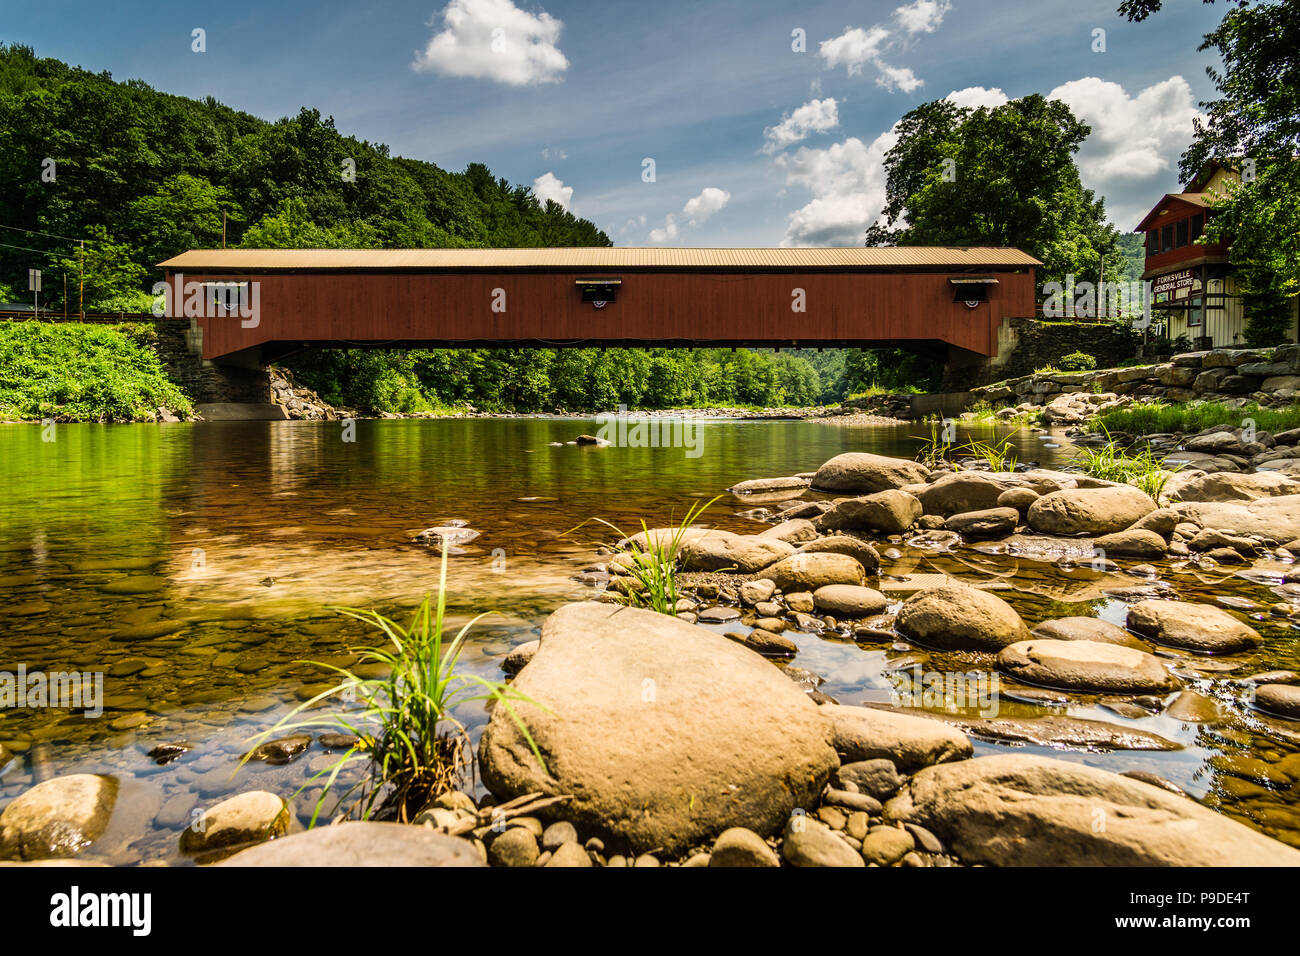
159,246,1040,389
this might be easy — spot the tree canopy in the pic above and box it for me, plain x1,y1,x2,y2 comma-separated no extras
864,94,1120,285
0,43,610,307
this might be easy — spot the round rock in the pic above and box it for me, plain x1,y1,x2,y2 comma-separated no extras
1253,684,1300,720
895,583,1031,651
812,584,889,617
216,822,483,866
1126,600,1261,654
760,552,866,591
478,602,838,856
997,639,1178,694
1027,486,1157,536
709,827,780,867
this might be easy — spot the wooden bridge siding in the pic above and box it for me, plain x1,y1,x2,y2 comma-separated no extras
184,269,1037,361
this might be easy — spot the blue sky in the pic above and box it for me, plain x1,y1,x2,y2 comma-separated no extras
4,0,1225,245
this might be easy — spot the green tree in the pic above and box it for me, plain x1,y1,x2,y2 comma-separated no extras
866,94,1119,284
52,225,146,308
1121,0,1300,345
127,173,240,265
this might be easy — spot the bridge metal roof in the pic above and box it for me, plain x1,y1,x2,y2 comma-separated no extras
159,246,1041,271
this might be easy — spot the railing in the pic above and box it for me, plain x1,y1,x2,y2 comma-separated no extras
0,309,159,323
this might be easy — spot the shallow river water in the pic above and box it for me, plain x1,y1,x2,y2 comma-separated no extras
1,417,1298,863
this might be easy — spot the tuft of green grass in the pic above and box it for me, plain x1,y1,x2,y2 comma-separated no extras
570,496,720,616
243,546,546,826
958,434,1019,472
1072,425,1179,501
1094,401,1300,437
912,418,955,468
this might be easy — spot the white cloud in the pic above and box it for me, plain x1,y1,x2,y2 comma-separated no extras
895,0,952,34
541,146,567,160
763,98,840,153
532,171,572,210
945,86,1009,110
412,0,569,86
875,63,923,93
648,187,731,242
648,214,679,243
777,132,898,246
819,4,944,94
819,26,891,77
1047,75,1202,227
683,187,731,225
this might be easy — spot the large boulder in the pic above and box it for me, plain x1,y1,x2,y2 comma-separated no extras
757,518,818,545
812,584,889,617
1092,528,1168,559
1172,471,1300,503
815,490,922,534
1174,496,1300,540
620,526,716,557
760,552,867,591
0,774,119,861
728,476,809,495
894,583,1031,651
1253,684,1300,720
216,822,484,866
1027,486,1157,536
997,639,1177,694
822,704,973,771
797,536,881,573
884,754,1300,866
478,602,839,855
678,531,795,573
1127,600,1261,654
912,473,1010,517
811,453,929,494
944,507,1019,539
1030,617,1147,649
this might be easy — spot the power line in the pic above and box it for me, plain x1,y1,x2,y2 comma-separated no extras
0,240,71,259
0,223,97,244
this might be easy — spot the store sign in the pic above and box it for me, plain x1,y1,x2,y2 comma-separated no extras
1153,270,1195,297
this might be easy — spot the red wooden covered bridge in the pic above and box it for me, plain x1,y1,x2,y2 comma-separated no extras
158,246,1039,379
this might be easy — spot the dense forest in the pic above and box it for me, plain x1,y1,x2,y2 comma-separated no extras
0,43,880,410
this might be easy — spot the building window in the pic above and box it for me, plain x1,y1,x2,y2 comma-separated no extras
1187,294,1203,328
1162,225,1174,252
1147,229,1159,256
1176,219,1189,248
1191,213,1203,242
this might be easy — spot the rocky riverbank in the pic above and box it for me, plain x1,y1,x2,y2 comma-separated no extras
6,439,1300,867
973,345,1300,422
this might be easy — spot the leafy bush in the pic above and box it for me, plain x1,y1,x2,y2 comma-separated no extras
0,322,192,421
1057,351,1097,371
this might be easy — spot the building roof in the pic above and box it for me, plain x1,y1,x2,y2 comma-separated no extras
159,246,1042,271
1134,192,1217,232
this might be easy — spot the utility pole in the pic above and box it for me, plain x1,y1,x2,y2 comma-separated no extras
1098,255,1105,319
222,210,227,249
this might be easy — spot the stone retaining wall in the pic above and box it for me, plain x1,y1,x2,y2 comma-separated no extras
973,344,1300,411
150,319,270,405
983,317,1142,384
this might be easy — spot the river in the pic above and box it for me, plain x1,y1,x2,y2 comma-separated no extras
1,417,1298,862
